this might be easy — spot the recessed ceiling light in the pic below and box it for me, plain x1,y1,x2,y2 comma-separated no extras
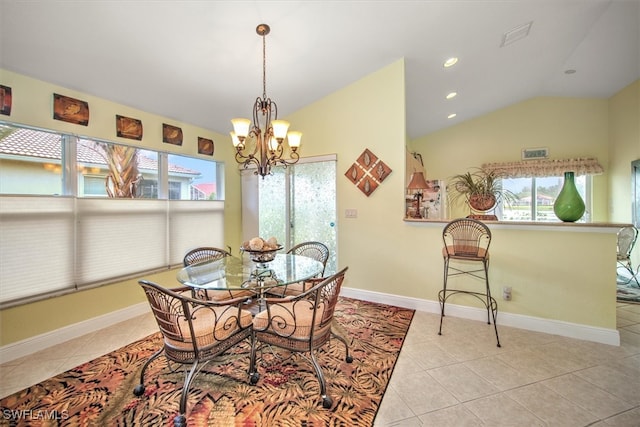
446,92,457,99
443,57,458,68
447,113,457,119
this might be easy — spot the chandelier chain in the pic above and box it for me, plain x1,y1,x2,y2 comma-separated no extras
262,32,267,100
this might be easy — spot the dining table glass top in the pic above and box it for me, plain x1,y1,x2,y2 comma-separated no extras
176,254,324,291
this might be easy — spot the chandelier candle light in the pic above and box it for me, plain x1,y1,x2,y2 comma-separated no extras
230,24,301,178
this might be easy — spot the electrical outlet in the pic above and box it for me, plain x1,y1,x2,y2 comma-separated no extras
502,286,512,301
345,209,357,218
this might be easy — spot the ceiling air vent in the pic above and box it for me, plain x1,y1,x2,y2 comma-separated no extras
500,21,533,47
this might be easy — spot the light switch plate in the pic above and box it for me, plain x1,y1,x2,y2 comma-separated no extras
345,209,357,218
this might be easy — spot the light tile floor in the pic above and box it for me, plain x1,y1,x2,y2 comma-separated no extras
1,302,639,427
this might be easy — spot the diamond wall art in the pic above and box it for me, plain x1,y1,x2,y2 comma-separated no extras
344,149,392,197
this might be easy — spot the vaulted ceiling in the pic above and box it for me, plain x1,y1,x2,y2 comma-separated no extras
1,1,638,140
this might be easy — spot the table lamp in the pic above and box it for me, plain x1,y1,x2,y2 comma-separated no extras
407,171,430,219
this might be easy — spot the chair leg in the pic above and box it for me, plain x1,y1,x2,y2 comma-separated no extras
248,332,260,384
173,361,200,427
309,349,332,409
133,348,163,397
489,295,501,348
483,260,501,348
618,262,640,287
331,325,354,363
483,260,491,325
438,258,449,336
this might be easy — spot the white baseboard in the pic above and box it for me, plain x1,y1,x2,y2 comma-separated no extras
0,303,149,364
340,287,620,346
0,289,620,364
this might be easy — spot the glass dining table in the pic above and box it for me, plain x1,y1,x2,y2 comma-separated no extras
176,253,324,297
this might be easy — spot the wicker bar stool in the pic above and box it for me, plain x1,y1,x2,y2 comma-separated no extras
438,218,501,347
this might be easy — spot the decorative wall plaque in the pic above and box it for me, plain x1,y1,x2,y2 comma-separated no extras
53,93,89,125
0,85,12,116
162,123,183,146
344,148,392,197
198,137,214,155
116,115,143,140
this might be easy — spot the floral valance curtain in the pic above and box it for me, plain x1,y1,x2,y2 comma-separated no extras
482,158,604,178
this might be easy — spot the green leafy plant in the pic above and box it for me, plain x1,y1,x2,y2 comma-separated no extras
448,167,516,211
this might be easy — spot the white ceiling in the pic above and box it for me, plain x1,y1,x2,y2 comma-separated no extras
1,0,638,140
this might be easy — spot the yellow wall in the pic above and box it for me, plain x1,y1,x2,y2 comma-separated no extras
411,96,610,220
0,269,180,344
284,60,408,298
0,69,243,345
608,80,640,268
0,67,632,346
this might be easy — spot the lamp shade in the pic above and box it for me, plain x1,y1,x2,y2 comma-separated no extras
407,172,429,190
229,131,242,147
287,131,302,148
231,118,251,138
271,120,290,139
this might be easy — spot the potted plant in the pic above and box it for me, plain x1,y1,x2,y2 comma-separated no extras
448,167,515,212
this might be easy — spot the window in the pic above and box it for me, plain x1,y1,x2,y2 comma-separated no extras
483,158,602,223
0,124,64,195
0,122,226,307
502,175,590,222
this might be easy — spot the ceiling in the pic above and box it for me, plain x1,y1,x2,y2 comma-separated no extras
1,1,638,140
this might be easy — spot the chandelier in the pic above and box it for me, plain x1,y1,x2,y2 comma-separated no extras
230,24,301,178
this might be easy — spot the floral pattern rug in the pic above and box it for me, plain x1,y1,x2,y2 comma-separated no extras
0,297,414,426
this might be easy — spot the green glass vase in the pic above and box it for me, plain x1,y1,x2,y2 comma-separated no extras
553,171,585,222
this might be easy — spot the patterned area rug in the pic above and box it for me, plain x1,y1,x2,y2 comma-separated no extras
617,273,640,303
0,297,414,426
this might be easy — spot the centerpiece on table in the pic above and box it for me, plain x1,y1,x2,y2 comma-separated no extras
240,236,283,265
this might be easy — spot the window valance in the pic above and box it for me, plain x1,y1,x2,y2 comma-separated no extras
482,157,604,178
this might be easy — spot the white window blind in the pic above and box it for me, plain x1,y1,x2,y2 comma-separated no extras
0,196,75,302
76,199,167,285
168,200,226,265
0,196,227,306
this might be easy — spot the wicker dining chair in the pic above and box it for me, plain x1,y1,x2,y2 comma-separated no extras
249,267,352,409
438,218,501,347
134,280,254,427
183,247,254,301
267,241,330,297
617,225,639,287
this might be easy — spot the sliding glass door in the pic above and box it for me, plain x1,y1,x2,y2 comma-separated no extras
243,156,337,274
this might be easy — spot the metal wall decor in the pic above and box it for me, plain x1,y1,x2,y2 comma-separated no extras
162,123,183,146
116,115,143,140
0,85,12,116
344,148,392,197
197,137,214,155
53,93,89,126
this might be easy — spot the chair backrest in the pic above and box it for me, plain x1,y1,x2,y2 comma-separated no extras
138,280,251,362
287,241,330,276
183,247,232,267
313,266,348,330
442,218,491,258
617,226,638,259
256,266,348,343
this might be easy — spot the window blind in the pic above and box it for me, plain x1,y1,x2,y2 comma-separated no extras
0,196,75,303
168,200,225,265
1,196,226,307
76,198,168,285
